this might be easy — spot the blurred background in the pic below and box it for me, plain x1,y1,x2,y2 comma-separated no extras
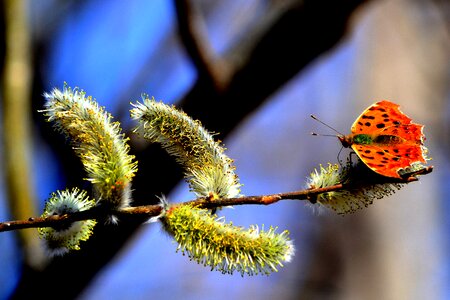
0,0,449,299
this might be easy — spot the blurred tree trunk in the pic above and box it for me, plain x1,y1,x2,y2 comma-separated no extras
2,0,45,270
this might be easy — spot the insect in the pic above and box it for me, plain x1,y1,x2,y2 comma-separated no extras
312,100,428,179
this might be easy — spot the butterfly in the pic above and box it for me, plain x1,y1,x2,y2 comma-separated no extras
313,100,428,179
340,100,430,178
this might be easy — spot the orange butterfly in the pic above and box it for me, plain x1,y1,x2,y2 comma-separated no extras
314,100,428,179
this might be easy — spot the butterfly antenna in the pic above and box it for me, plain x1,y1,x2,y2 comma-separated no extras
310,132,340,137
310,114,344,136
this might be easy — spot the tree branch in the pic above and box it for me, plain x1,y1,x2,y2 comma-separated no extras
0,184,341,232
1,164,432,233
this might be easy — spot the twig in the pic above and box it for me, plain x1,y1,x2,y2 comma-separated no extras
1,165,432,233
0,184,346,232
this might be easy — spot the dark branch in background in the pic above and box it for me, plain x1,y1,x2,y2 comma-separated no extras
178,0,371,138
173,0,300,92
174,0,231,91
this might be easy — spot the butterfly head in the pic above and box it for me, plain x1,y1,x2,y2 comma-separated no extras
338,135,353,148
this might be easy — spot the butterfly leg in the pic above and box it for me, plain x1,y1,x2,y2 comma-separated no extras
348,151,360,165
336,146,346,167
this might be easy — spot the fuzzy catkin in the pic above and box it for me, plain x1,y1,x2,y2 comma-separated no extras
43,85,137,209
131,97,241,199
308,162,404,214
38,188,96,256
161,204,294,276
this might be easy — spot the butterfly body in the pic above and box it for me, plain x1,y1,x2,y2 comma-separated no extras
339,100,427,179
340,133,404,147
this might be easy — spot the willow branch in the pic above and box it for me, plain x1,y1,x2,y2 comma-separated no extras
0,165,432,233
0,184,342,232
186,166,430,208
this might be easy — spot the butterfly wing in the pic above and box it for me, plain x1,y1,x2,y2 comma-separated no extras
351,143,427,178
352,100,424,142
350,100,427,178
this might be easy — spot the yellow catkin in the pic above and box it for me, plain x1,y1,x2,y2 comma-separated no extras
161,204,294,276
308,162,404,214
43,85,137,209
38,188,96,256
131,97,240,199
